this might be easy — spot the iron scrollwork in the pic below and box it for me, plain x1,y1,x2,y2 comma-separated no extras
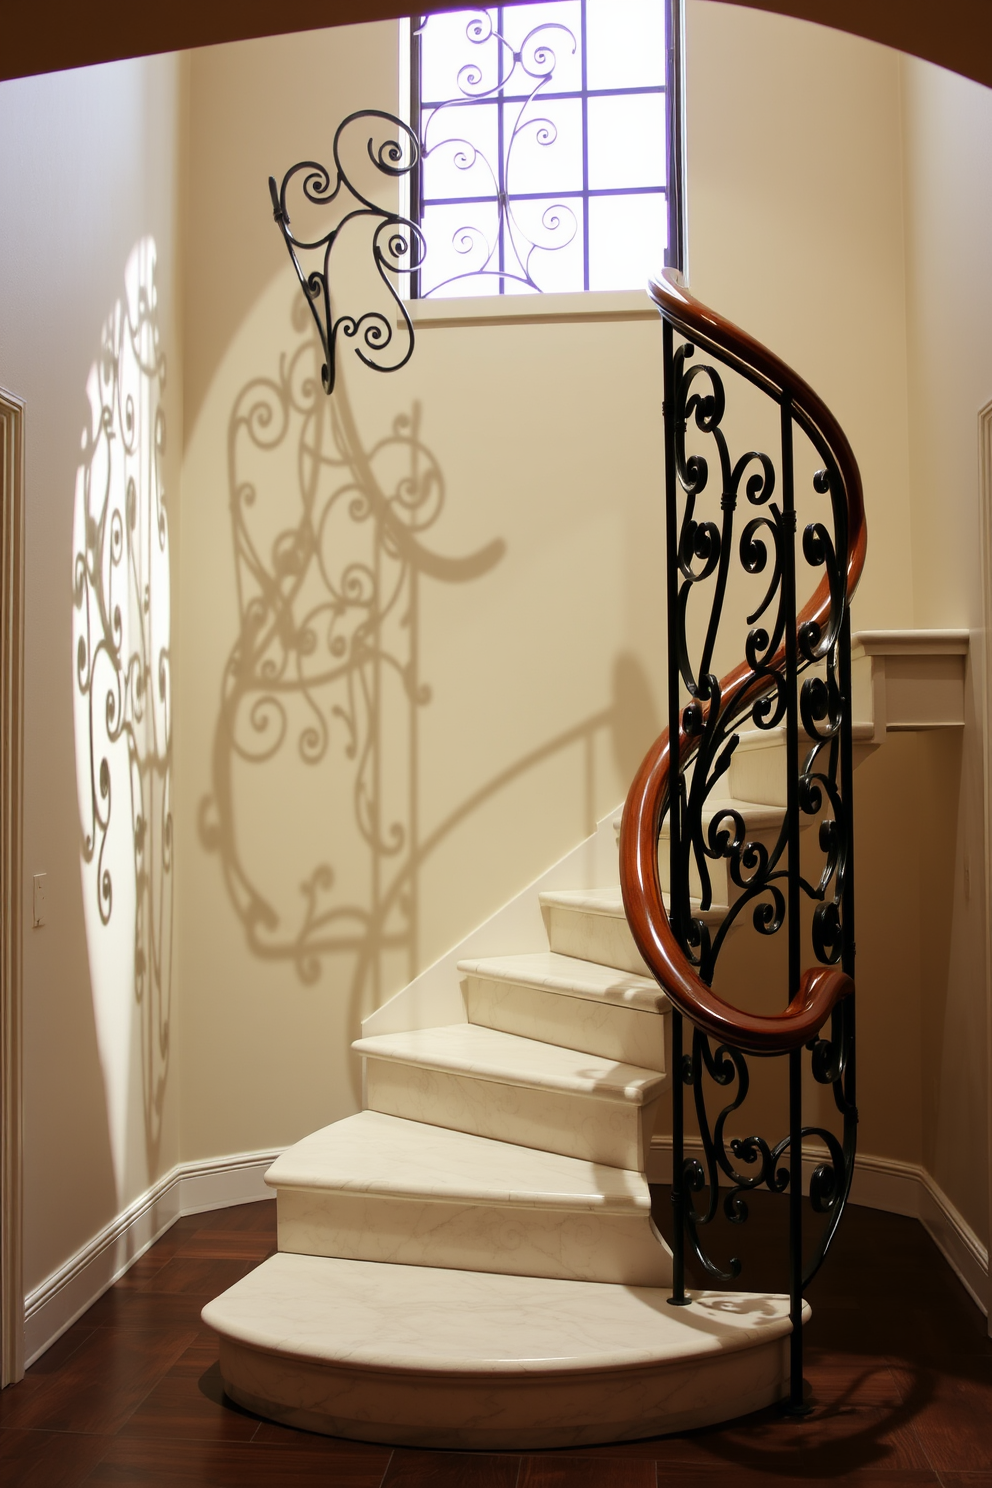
270,110,425,395
416,9,581,295
662,329,857,1307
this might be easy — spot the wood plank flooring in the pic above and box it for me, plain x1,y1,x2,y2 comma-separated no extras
1,1192,989,1485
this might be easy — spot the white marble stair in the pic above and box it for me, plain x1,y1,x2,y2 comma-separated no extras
267,1109,671,1286
539,886,727,976
656,796,787,906
201,627,968,1446
353,1022,667,1170
203,1254,803,1449
458,950,668,1066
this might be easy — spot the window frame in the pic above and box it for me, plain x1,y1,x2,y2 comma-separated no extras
404,0,686,306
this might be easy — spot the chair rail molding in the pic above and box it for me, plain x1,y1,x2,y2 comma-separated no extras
980,395,992,1333
0,387,25,1387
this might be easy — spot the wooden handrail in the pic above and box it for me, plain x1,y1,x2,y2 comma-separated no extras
619,270,867,1055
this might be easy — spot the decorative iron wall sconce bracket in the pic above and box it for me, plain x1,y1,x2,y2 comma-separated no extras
270,110,425,394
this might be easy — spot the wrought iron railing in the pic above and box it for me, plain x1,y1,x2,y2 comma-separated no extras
620,268,867,1413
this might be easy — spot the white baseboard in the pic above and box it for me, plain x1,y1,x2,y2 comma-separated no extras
649,1136,989,1315
22,1136,990,1371
23,1149,281,1368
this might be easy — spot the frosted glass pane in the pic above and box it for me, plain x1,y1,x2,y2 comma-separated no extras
586,0,666,90
420,202,502,296
509,196,584,291
587,93,666,190
504,97,582,196
588,192,667,291
420,10,503,103
423,103,500,201
501,1,582,95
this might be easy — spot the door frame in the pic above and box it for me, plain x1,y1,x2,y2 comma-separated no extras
0,386,24,1386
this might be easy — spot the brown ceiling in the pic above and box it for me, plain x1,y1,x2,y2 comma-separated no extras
3,0,991,90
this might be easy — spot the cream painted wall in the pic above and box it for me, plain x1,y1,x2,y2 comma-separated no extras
0,56,185,1293
900,57,992,1245
175,5,975,1213
4,1,989,1313
177,23,669,1161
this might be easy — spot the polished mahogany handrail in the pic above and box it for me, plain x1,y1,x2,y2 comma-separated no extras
619,269,866,1055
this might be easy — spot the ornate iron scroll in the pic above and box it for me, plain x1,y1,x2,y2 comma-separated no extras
660,320,857,1409
270,111,424,394
412,3,669,297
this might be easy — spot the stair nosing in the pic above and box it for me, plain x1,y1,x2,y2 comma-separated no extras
202,1252,799,1375
353,1024,667,1104
457,951,668,1015
265,1114,652,1212
538,888,729,926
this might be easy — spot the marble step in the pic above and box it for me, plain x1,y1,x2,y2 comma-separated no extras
203,1251,803,1448
729,720,876,806
458,950,668,1067
265,1110,671,1286
539,887,727,977
654,798,787,908
352,1024,667,1171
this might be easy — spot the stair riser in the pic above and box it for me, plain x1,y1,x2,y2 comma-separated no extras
365,1057,662,1170
729,737,878,807
542,905,651,978
466,977,667,1070
218,1333,793,1448
276,1188,672,1287
658,828,781,908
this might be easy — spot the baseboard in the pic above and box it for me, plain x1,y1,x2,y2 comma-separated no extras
649,1136,989,1316
22,1136,990,1370
23,1149,281,1368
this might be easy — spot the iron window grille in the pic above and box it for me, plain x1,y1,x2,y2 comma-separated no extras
409,0,685,297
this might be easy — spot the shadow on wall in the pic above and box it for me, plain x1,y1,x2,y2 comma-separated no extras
72,238,173,1200
198,302,658,1098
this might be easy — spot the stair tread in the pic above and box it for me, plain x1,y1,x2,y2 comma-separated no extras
265,1111,652,1210
203,1252,796,1374
734,720,875,750
661,797,786,831
457,950,667,1014
613,798,786,837
353,1024,667,1102
539,886,728,927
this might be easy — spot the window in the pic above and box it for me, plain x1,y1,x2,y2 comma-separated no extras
409,0,684,299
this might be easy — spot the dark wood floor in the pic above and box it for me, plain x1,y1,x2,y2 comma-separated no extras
1,1194,990,1486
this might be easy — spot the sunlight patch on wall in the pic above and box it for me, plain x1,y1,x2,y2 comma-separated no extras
72,237,173,1200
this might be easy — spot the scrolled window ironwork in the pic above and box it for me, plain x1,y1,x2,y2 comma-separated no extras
269,110,424,395
410,1,681,296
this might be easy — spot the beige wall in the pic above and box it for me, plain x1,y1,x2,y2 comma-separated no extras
176,4,989,1235
0,55,185,1293
901,56,992,1243
4,0,990,1306
177,23,670,1160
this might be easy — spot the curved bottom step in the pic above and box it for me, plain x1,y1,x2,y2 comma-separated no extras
204,1252,807,1449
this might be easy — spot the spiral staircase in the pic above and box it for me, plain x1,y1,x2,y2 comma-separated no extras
203,275,968,1448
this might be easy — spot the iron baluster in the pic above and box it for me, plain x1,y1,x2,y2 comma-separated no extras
668,1010,689,1306
621,269,864,1422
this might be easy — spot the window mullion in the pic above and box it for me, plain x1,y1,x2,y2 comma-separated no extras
580,0,590,293
497,5,506,294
